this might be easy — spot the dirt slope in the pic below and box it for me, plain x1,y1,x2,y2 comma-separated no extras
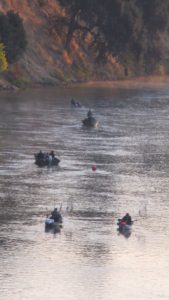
0,0,121,87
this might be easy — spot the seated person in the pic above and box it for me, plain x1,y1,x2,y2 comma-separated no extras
87,110,93,118
121,213,132,225
37,150,44,160
71,98,75,105
49,151,55,159
51,208,62,223
76,102,81,107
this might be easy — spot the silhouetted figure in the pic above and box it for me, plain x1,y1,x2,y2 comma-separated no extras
37,150,44,160
87,110,93,118
51,208,62,223
71,98,81,107
50,151,55,159
71,98,75,105
121,213,132,225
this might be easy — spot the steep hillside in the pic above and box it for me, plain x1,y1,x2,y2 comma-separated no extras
0,0,122,87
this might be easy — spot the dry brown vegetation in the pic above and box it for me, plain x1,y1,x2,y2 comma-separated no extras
0,0,119,86
0,0,169,89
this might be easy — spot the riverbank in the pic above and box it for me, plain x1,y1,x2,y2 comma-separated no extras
1,75,169,91
0,78,18,91
76,76,169,89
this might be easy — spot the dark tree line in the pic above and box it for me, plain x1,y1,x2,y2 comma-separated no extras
55,0,169,74
0,11,27,64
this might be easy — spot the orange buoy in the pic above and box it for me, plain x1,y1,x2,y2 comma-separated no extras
92,164,97,171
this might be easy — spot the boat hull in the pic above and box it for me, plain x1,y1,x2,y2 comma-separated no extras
45,218,62,232
118,223,132,232
34,155,60,167
82,117,98,128
117,220,133,237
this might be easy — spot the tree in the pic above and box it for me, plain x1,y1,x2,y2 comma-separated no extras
56,0,98,49
56,0,169,74
0,11,27,64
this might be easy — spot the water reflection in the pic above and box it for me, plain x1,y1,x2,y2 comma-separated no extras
0,86,169,299
45,224,62,235
117,226,132,239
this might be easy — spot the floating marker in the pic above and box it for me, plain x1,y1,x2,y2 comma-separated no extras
92,164,97,171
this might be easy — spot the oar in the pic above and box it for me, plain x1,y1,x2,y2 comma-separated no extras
59,203,62,212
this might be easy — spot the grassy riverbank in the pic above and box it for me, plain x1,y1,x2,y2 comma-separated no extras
1,75,169,91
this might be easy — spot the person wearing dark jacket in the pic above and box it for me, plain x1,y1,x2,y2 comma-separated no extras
87,110,93,118
121,213,132,225
50,208,62,223
37,150,44,160
50,151,55,159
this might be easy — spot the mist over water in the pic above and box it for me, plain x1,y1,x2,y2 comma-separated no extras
0,86,169,300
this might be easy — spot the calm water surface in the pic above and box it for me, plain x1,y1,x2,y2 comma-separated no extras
0,86,169,300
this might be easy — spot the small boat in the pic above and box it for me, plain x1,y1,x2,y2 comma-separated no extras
71,98,82,108
117,219,133,237
118,221,132,231
82,110,98,128
45,207,63,232
34,151,60,167
45,218,62,232
82,116,98,128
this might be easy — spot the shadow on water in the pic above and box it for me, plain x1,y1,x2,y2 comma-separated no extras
45,225,62,235
117,227,132,239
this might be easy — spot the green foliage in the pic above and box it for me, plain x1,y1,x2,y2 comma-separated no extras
0,11,27,64
0,43,8,71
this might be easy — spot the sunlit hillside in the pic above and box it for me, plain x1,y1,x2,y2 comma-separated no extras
0,0,122,86
1,0,169,88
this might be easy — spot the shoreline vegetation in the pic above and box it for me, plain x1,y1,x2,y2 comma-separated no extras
76,76,169,89
1,2,169,93
0,78,18,91
1,76,169,92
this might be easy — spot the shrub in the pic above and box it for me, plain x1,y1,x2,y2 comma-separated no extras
0,43,8,71
0,11,27,64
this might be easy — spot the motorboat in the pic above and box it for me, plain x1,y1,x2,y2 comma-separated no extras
82,116,98,128
82,110,98,128
71,99,82,108
34,151,60,167
45,218,62,232
117,219,133,238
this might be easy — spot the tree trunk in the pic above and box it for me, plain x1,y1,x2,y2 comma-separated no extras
65,9,79,50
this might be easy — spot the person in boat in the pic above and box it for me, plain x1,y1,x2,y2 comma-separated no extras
44,152,49,162
76,101,81,107
50,208,62,223
121,213,132,225
71,98,76,105
48,154,52,165
49,151,55,159
71,98,81,107
37,150,44,160
87,110,93,118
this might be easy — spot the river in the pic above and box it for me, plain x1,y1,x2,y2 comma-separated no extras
0,85,169,300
